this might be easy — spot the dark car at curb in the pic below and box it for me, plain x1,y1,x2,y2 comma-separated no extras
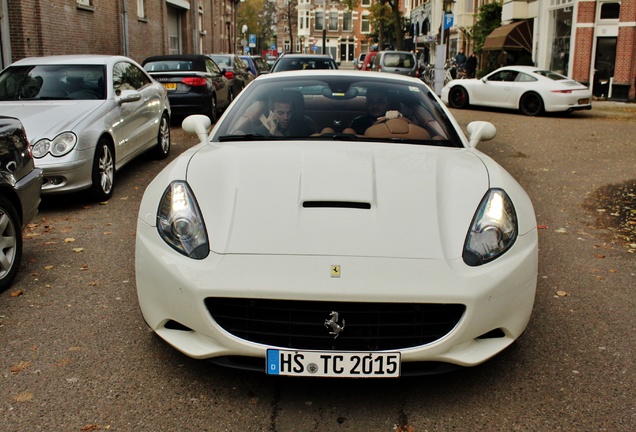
143,54,232,122
0,116,42,291
240,55,270,77
207,54,255,99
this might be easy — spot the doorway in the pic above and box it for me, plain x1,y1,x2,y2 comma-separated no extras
593,37,616,98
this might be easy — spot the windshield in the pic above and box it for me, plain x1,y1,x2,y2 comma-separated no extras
144,60,197,72
209,55,232,69
0,65,106,101
214,75,461,147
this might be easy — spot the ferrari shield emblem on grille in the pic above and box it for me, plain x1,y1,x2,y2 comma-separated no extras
324,311,345,339
331,265,341,278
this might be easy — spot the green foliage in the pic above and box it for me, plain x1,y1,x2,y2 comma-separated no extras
471,1,502,54
237,0,277,54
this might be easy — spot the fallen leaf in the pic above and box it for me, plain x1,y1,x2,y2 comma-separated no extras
556,291,568,297
10,290,23,297
73,248,84,253
44,265,53,270
594,254,606,259
13,392,33,403
56,358,72,367
10,361,32,374
64,238,76,243
99,201,109,205
81,425,101,432
537,225,549,229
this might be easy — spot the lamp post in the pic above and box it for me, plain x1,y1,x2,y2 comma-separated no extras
433,0,455,96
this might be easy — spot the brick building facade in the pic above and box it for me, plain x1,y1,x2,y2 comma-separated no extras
0,0,240,68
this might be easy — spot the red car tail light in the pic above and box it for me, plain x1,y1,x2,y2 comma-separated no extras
224,71,235,80
182,77,207,87
551,89,573,94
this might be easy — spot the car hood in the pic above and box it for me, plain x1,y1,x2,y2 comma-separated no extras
0,101,104,141
186,142,490,260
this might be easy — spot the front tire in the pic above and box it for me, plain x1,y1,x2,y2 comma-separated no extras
90,138,115,201
0,196,22,292
448,86,469,109
152,113,171,159
520,92,544,116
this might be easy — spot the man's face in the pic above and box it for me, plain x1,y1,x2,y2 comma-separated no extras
272,101,293,130
366,94,389,118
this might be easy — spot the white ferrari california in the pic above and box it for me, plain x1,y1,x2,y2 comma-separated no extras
441,65,592,116
136,71,538,377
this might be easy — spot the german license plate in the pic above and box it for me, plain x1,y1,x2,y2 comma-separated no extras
266,349,400,377
163,83,177,91
578,98,590,104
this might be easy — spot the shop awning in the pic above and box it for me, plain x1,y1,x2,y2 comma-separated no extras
482,20,533,52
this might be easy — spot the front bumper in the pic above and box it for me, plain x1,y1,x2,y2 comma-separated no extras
136,219,538,370
35,148,93,194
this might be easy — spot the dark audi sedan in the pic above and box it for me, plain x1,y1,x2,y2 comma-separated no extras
143,54,232,122
0,116,42,291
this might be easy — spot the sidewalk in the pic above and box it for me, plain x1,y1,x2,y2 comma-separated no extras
589,99,636,119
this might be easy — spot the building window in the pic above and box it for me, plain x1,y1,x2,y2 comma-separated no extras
361,12,370,33
138,0,145,18
77,0,91,5
329,12,338,31
599,2,620,20
361,0,371,6
343,12,352,32
315,12,324,31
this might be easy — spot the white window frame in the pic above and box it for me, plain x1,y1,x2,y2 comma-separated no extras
138,0,145,18
361,12,370,34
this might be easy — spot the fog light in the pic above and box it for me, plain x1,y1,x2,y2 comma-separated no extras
45,176,65,186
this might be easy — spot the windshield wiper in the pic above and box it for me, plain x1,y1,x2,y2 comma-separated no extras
218,133,268,142
37,96,71,100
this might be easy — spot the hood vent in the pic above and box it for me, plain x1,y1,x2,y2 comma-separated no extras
303,201,371,210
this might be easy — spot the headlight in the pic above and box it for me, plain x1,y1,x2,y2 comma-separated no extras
463,188,517,266
157,181,209,259
32,132,77,158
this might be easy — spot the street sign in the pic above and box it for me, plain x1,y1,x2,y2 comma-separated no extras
444,14,454,30
249,34,256,48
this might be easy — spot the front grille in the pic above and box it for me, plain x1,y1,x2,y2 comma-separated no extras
205,298,465,351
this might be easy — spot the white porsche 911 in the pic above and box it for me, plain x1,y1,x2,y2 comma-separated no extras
441,65,592,116
136,71,538,377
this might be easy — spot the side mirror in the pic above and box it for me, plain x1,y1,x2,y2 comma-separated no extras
466,121,496,148
182,115,212,143
117,90,142,104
